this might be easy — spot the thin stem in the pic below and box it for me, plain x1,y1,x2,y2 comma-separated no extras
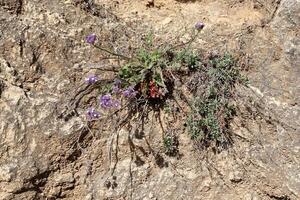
93,44,132,60
182,29,200,54
166,29,201,52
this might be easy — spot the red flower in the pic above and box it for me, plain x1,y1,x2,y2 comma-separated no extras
149,80,159,98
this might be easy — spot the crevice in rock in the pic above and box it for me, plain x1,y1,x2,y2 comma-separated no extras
0,0,23,14
0,80,5,98
72,0,118,20
16,0,23,15
267,0,282,24
12,170,52,199
266,193,291,200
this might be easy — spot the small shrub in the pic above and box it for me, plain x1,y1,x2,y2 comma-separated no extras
187,54,246,149
163,133,179,156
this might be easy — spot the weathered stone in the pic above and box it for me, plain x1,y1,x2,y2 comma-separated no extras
0,0,299,199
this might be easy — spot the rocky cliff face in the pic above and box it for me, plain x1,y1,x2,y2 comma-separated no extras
0,0,299,199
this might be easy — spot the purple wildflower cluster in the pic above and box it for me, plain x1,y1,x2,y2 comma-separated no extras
84,34,140,119
86,34,96,45
123,86,137,98
85,74,99,84
85,77,139,119
86,107,101,121
100,94,120,109
195,22,205,30
112,79,137,98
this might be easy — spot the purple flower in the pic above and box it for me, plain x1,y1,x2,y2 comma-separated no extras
85,74,99,84
112,85,121,94
86,107,101,120
112,79,122,93
113,100,121,108
100,94,113,108
195,22,205,30
114,79,122,86
86,34,96,44
99,94,121,109
123,86,137,98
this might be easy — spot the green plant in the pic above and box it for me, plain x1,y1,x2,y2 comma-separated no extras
74,22,247,160
187,54,245,149
116,44,207,102
163,133,179,156
176,50,202,70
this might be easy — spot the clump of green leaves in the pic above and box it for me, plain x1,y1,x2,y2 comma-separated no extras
187,54,246,149
117,42,204,102
117,36,247,151
163,133,179,156
176,50,202,70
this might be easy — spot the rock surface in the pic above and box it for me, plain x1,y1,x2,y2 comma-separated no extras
0,0,299,199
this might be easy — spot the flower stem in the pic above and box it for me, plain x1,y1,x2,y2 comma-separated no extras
165,29,201,52
93,45,132,60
